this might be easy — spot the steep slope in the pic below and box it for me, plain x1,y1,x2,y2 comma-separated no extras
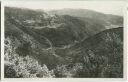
55,27,123,78
50,9,123,27
5,7,106,47
5,7,123,78
33,15,105,47
5,7,65,70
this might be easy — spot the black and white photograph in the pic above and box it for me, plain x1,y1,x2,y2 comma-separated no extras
4,1,124,78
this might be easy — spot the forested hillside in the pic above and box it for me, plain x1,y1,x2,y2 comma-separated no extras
4,7,123,78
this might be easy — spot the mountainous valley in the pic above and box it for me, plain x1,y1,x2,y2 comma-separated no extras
4,7,123,78
50,9,123,27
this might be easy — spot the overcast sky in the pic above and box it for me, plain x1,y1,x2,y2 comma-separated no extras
4,1,125,16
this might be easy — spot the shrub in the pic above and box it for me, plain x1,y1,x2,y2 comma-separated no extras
4,37,55,78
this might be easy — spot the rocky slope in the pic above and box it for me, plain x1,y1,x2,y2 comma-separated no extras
54,27,123,77
5,7,107,47
4,7,123,78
